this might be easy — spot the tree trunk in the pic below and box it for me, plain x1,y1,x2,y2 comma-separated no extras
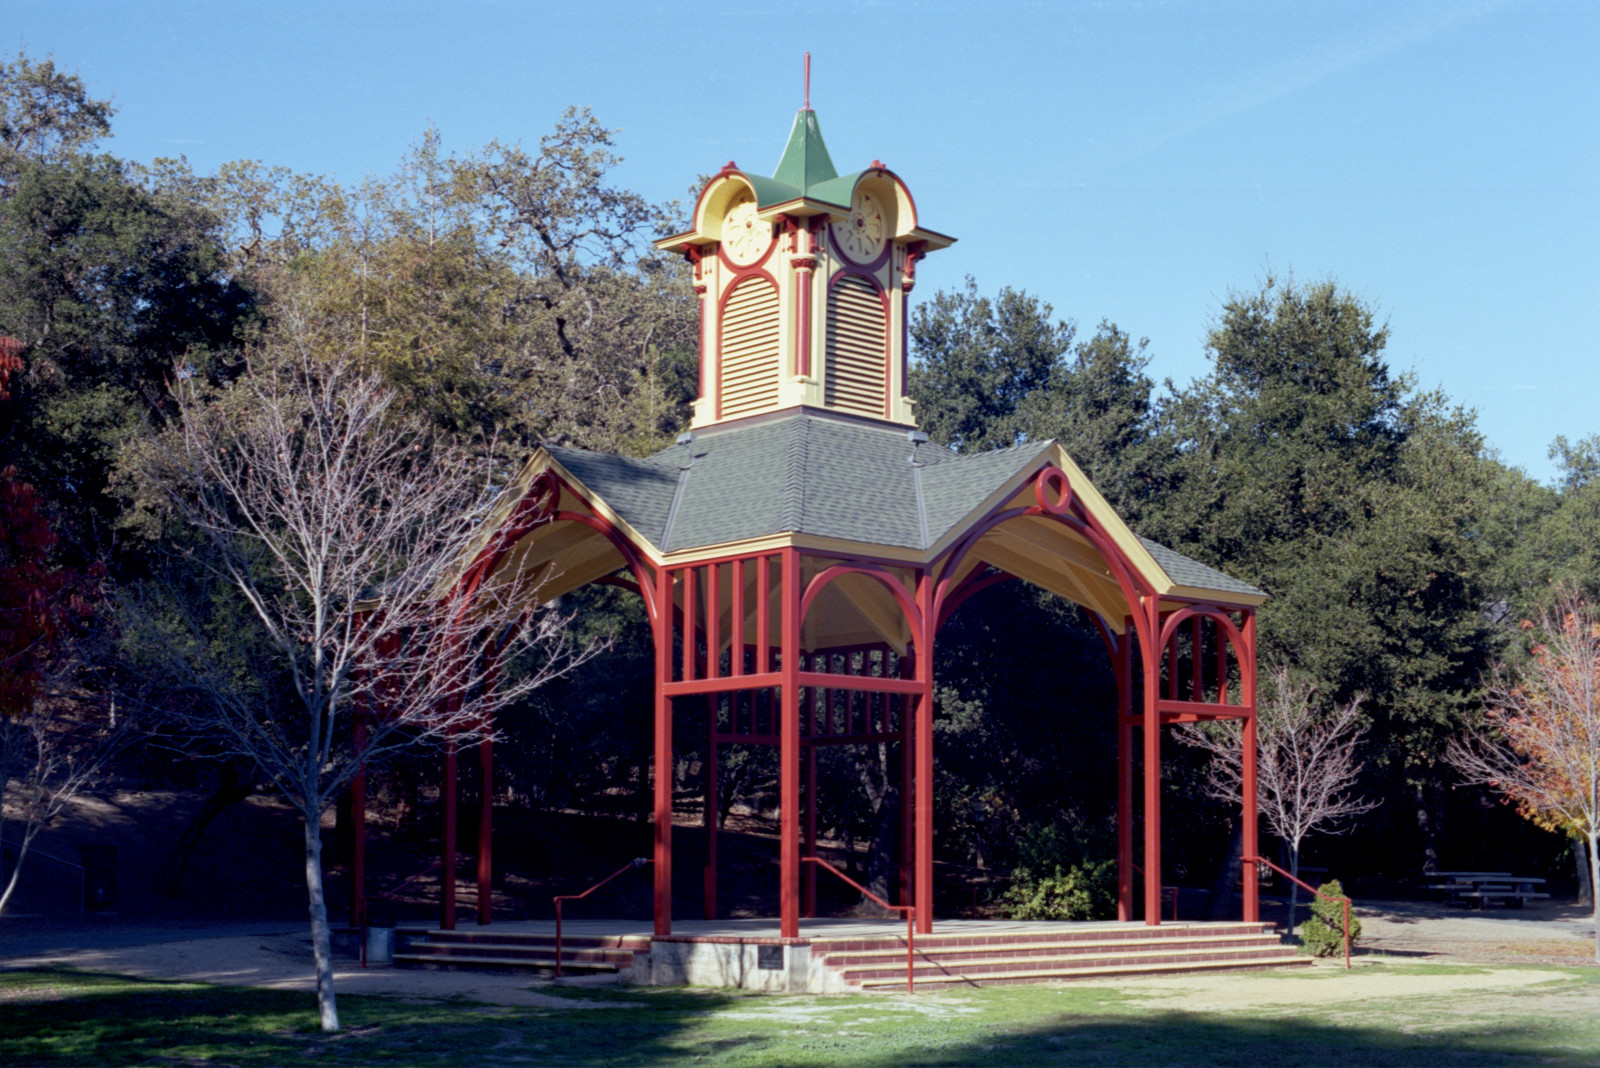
0,824,38,917
1575,838,1593,909
302,810,339,1033
858,744,897,909
1589,831,1599,965
1286,844,1302,940
1415,784,1439,874
1207,826,1244,920
161,761,254,898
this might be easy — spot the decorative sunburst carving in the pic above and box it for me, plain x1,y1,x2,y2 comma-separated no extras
832,190,886,263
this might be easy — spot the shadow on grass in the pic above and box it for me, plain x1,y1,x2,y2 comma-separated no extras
859,1003,1594,1067
0,969,742,1067
5,967,1597,1067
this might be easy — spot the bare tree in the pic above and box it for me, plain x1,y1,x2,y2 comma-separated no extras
1449,591,1600,963
128,314,600,1031
1178,666,1377,930
0,692,126,916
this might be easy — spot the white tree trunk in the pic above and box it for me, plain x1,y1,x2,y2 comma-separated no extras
302,812,339,1032
0,830,34,917
1589,831,1599,965
1286,843,1302,940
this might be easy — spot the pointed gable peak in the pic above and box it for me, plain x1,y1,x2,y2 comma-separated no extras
772,108,838,194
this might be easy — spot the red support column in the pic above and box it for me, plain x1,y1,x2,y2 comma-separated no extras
1142,599,1162,926
1116,619,1133,921
705,695,719,920
653,564,674,936
476,729,493,926
913,569,935,934
441,731,457,930
804,742,817,917
1241,609,1261,924
779,549,802,938
900,683,914,909
350,720,366,930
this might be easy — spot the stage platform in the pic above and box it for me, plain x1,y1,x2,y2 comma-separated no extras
391,917,1310,992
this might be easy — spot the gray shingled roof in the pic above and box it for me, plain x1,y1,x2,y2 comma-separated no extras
545,409,1264,599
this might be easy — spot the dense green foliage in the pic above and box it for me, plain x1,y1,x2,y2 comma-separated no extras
1299,879,1363,957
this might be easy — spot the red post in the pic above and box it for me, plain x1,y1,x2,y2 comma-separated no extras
441,732,457,930
705,696,719,920
804,742,817,917
1143,599,1162,926
779,549,802,937
477,728,493,926
654,564,674,936
1241,609,1260,924
1116,619,1133,921
913,569,935,934
1190,616,1203,701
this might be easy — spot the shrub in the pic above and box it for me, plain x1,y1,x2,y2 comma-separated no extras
1297,879,1361,957
999,858,1116,921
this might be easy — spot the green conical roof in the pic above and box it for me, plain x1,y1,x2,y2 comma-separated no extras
772,109,838,193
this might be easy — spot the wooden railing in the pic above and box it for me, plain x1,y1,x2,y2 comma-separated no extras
802,856,916,994
1244,854,1352,969
552,858,651,978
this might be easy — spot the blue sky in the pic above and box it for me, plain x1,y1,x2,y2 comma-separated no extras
9,0,1596,483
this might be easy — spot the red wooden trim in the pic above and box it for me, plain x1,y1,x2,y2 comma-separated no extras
800,562,922,638
731,558,746,676
913,567,936,934
706,562,721,681
1116,616,1133,921
662,672,784,697
779,548,802,938
441,732,458,930
1241,610,1260,924
653,562,674,935
1143,592,1161,926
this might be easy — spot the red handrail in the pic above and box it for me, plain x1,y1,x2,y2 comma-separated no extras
802,856,916,994
552,858,651,979
1244,855,1352,969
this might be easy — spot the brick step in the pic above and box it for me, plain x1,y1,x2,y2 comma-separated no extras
853,950,1313,989
819,933,1281,968
839,942,1300,984
393,951,618,975
807,923,1278,955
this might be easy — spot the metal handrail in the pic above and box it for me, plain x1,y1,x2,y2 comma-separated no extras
802,855,916,994
1244,854,1352,969
552,858,651,979
360,859,442,968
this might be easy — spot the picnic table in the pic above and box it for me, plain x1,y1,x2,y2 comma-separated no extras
1424,871,1549,909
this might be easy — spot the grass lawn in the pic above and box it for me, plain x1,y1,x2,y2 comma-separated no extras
2,962,1598,1066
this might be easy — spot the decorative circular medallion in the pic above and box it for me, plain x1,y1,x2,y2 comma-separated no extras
832,189,887,263
721,192,769,266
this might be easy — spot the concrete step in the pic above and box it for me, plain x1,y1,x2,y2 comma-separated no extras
807,922,1279,955
841,941,1302,982
864,952,1312,991
393,951,618,975
819,932,1282,969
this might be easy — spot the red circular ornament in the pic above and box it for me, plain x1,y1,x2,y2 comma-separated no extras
1033,466,1073,516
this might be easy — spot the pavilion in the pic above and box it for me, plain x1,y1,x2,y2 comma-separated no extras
364,103,1267,943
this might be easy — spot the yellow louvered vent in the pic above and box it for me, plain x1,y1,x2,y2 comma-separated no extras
825,275,888,418
718,278,781,418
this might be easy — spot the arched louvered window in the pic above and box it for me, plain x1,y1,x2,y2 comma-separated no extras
718,277,781,419
825,274,888,418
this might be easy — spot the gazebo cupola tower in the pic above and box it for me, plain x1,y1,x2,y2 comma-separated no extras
656,107,954,429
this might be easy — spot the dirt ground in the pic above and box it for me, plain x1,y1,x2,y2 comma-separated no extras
2,898,1593,1011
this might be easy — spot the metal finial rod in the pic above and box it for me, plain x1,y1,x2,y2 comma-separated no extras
804,52,811,110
